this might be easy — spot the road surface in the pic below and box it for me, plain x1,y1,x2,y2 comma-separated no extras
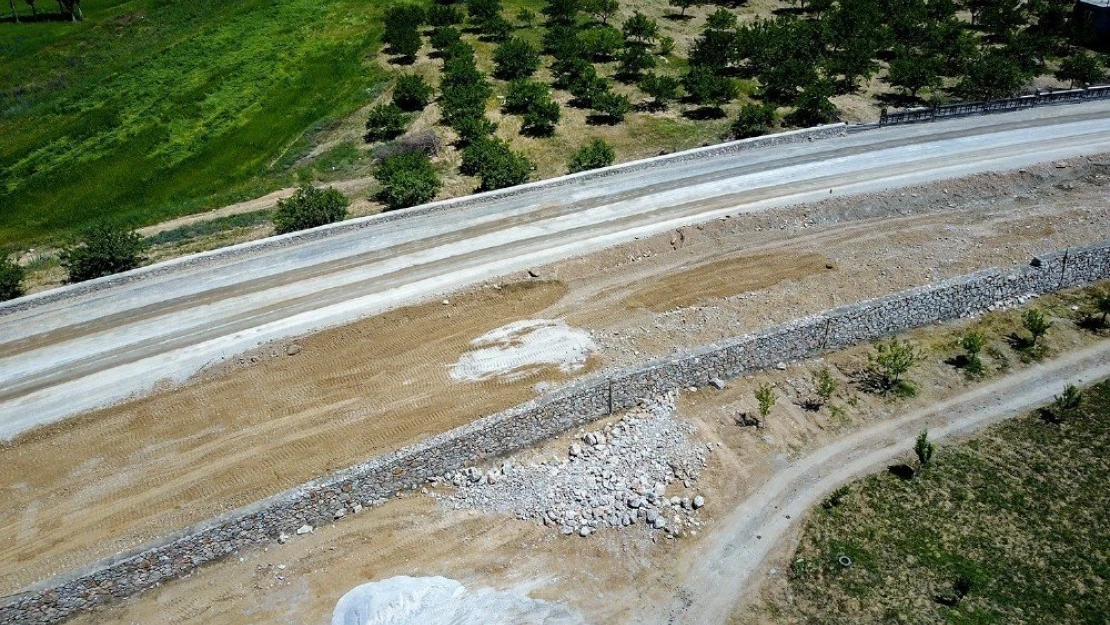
3,103,1110,439
652,340,1110,625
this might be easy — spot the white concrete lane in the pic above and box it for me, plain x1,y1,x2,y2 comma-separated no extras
2,103,1110,439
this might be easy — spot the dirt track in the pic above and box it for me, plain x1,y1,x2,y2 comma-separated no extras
2,157,1110,597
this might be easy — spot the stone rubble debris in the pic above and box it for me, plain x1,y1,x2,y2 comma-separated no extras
435,395,707,538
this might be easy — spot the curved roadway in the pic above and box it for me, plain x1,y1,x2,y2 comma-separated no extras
3,103,1110,438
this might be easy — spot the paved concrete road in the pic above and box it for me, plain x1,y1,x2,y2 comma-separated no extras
650,340,1110,625
3,103,1110,439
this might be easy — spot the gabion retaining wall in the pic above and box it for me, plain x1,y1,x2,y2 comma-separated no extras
3,240,1109,624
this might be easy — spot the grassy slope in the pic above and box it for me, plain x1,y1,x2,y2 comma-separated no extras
774,379,1110,624
0,0,390,248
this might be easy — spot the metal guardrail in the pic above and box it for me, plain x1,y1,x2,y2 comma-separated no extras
879,85,1110,126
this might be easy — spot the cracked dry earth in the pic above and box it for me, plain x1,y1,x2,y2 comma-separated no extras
3,157,1110,598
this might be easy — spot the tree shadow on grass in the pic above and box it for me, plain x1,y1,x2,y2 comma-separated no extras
682,105,727,120
888,464,916,481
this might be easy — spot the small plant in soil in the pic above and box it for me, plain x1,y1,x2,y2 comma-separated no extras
755,383,777,422
914,429,935,472
866,338,923,397
958,330,987,377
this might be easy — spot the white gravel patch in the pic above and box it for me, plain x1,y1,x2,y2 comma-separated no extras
436,395,709,537
450,319,597,382
331,576,586,625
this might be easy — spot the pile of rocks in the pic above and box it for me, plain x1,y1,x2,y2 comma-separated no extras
436,395,709,538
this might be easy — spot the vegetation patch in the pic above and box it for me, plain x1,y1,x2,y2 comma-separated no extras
774,380,1110,624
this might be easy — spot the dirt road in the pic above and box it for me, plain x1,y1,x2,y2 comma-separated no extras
652,341,1110,625
4,104,1110,436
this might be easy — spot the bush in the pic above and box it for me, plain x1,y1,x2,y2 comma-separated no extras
914,430,935,469
960,330,987,376
0,256,25,301
517,7,536,25
467,0,501,25
374,152,442,210
272,185,349,235
1022,309,1052,346
731,102,777,139
365,103,410,142
521,96,561,136
460,136,532,190
428,3,463,26
493,36,541,79
639,72,680,110
591,89,630,123
59,224,148,283
1050,384,1083,422
755,383,776,420
568,137,615,172
813,366,837,406
393,74,433,111
867,337,923,396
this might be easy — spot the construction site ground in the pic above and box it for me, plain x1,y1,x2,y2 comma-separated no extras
3,157,1110,599
62,284,1110,625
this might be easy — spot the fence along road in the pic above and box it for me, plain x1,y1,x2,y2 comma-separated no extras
2,102,1110,439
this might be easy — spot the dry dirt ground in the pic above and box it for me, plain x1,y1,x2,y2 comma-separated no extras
60,283,1110,625
2,158,1109,598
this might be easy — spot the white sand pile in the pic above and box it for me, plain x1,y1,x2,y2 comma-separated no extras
331,576,586,625
450,319,596,382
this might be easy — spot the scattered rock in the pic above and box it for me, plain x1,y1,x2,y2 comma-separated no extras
296,525,313,535
693,495,705,510
709,378,726,390
775,362,788,370
286,344,302,356
528,269,540,278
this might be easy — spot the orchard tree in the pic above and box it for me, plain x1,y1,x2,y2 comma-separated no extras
504,79,550,113
568,137,615,172
732,102,777,139
622,11,659,47
591,89,631,123
958,50,1027,101
273,185,349,235
467,0,501,26
617,44,656,81
787,81,838,127
365,103,410,142
582,0,618,24
888,52,943,98
542,0,579,25
494,36,541,79
683,66,737,111
579,25,623,61
569,71,610,108
866,337,923,395
0,256,25,301
669,0,698,18
521,96,561,135
59,224,148,283
1056,54,1105,88
639,72,681,110
460,136,533,190
383,4,425,60
428,3,463,26
393,74,433,111
374,152,442,210
430,25,462,52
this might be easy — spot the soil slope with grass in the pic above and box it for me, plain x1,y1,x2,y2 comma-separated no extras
769,381,1110,624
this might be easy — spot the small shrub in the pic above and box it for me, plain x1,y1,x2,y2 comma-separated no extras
1022,309,1052,347
516,7,536,25
814,366,837,406
914,430,935,470
1082,289,1110,330
272,185,349,235
60,224,149,283
393,74,433,111
568,137,615,173
960,330,987,376
822,485,850,510
731,102,777,139
0,256,26,301
867,338,923,396
755,383,776,420
493,36,541,80
657,35,675,56
374,152,442,210
365,103,410,142
1049,384,1083,422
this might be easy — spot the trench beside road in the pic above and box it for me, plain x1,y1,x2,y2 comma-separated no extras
652,341,1110,625
3,103,1110,438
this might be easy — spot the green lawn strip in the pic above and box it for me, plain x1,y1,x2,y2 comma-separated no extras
784,381,1110,624
0,0,391,248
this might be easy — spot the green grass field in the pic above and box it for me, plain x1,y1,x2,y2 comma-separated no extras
773,379,1110,624
0,0,392,248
